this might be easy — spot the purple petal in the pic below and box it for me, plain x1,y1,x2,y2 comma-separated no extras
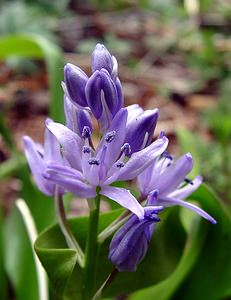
168,175,203,199
99,69,119,116
76,109,93,137
115,78,124,111
85,71,103,119
46,122,82,171
44,119,64,163
126,104,143,124
125,109,159,154
110,136,168,182
23,136,54,196
155,153,194,197
64,63,88,107
91,43,113,74
160,197,217,224
44,163,96,198
97,108,128,170
100,186,144,219
109,217,151,272
64,95,78,132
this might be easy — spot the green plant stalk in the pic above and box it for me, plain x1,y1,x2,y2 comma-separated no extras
82,188,101,300
54,187,84,267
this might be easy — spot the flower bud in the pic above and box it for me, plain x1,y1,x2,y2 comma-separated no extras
109,206,162,272
85,69,121,131
91,43,113,74
64,63,88,107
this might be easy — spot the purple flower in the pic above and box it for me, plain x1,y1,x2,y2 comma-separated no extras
23,119,65,196
138,151,217,224
109,193,163,272
43,108,169,218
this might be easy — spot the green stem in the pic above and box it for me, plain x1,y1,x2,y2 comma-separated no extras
82,188,101,300
54,186,84,267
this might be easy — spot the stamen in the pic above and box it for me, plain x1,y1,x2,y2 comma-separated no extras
82,146,91,154
184,178,194,185
88,158,100,166
145,211,160,222
82,126,92,139
105,131,116,143
121,143,131,156
161,151,173,160
116,161,125,168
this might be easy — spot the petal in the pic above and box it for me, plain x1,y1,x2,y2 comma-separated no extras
109,218,151,272
23,136,54,196
44,119,64,163
126,104,143,124
168,175,203,199
160,197,217,224
91,43,113,74
64,95,78,133
125,109,158,154
100,186,144,219
64,63,88,107
85,71,103,119
97,108,128,170
155,153,194,197
100,69,119,116
46,122,82,171
44,163,96,198
109,136,168,183
115,78,124,109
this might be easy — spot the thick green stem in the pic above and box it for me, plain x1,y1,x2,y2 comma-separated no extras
82,189,101,300
54,186,84,267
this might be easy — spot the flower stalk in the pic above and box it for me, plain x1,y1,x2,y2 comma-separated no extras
54,186,84,267
82,187,101,300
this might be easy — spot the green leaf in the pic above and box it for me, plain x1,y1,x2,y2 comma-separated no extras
0,34,64,122
173,185,231,300
0,205,7,300
35,207,187,299
129,184,230,300
4,205,39,300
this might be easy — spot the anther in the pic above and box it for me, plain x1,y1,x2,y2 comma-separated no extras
161,151,173,160
82,146,91,154
82,126,92,139
184,178,194,185
88,158,100,166
105,131,116,143
116,161,125,168
121,143,131,156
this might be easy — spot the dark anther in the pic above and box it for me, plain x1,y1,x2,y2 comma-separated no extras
88,158,100,165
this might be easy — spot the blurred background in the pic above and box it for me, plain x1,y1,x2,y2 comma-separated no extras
0,0,230,299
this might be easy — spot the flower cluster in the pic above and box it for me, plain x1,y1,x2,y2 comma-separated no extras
23,44,216,273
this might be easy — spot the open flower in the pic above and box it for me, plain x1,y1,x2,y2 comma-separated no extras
43,108,168,219
138,151,217,224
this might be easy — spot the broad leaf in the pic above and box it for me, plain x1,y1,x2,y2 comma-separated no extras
4,205,39,300
0,205,7,300
173,185,231,300
129,184,229,300
35,207,187,299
